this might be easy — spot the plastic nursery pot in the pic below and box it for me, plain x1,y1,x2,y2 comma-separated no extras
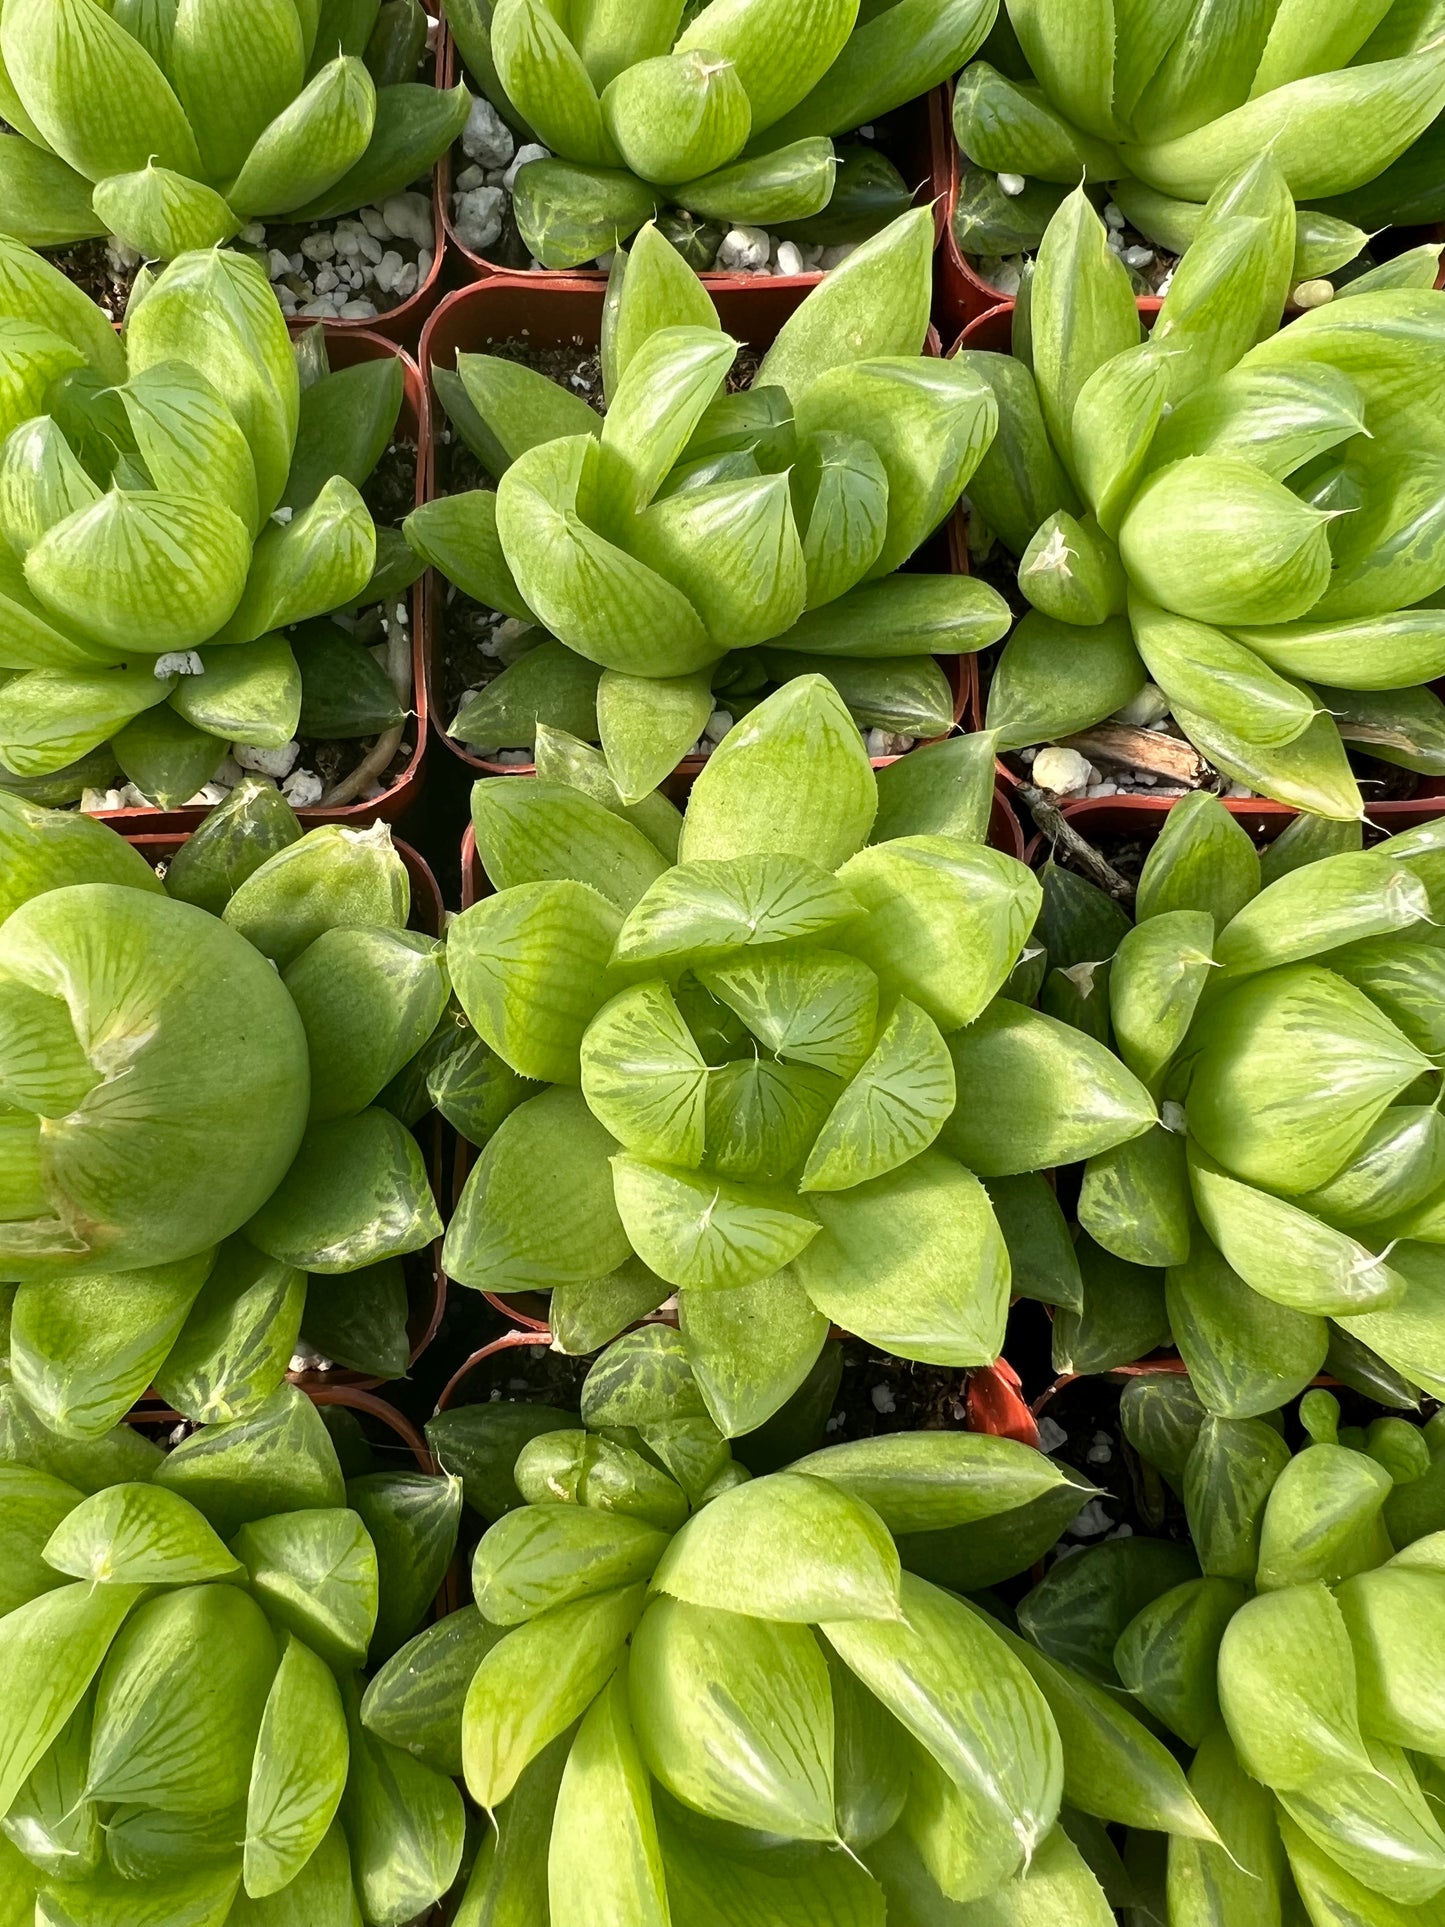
92,328,432,837
451,781,1027,1330
119,830,449,1393
418,273,969,779
434,20,950,287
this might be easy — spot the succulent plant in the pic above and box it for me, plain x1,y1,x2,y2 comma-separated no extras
445,0,996,268
0,240,424,811
1064,1375,1445,1923
0,0,469,261
1017,794,1445,1414
376,1323,1242,1923
0,1377,463,1925
409,210,1014,780
439,675,1162,1431
0,786,447,1436
967,165,1445,819
952,0,1445,263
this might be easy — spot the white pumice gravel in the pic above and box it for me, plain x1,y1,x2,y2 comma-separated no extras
1032,744,1093,795
717,224,771,271
1293,278,1335,308
1112,682,1170,728
1086,1431,1114,1465
462,94,515,168
997,171,1026,196
233,740,302,779
1068,1499,1114,1539
282,769,325,807
154,651,204,678
1036,1416,1068,1454
703,709,734,743
1161,1100,1187,1134
870,1385,897,1415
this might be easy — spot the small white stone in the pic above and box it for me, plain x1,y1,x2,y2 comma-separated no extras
799,242,825,267
313,265,338,294
1293,278,1335,309
300,298,331,317
373,248,406,294
1155,266,1176,297
80,787,125,814
703,709,733,744
361,205,392,240
333,228,361,258
276,287,297,313
301,231,336,263
1103,201,1125,230
997,171,1026,196
461,93,516,168
1226,781,1254,799
858,125,874,139
106,235,142,272
418,247,434,284
396,262,419,299
1122,244,1153,268
595,249,617,271
717,224,770,272
1161,1099,1187,1135
1068,1499,1114,1539
817,241,857,270
288,251,304,274
184,782,231,807
1086,1432,1114,1466
1036,1417,1068,1454
154,650,204,678
233,740,301,778
383,191,434,250
986,254,1023,297
240,221,267,246
272,506,294,526
358,231,385,265
1032,745,1092,795
117,783,149,808
338,298,378,320
1085,779,1118,798
1112,681,1170,729
1106,228,1124,253
282,768,324,806
267,248,292,280
774,239,806,276
503,142,550,194
453,185,505,253
870,1384,897,1415
865,727,891,757
455,163,487,191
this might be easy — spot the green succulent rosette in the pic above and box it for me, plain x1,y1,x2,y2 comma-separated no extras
0,240,427,810
0,1377,464,1927
439,673,1162,1430
447,0,998,269
0,786,448,1436
952,1,1445,264
1059,1375,1445,1925
388,1321,1244,1922
0,0,468,260
410,209,1016,779
970,162,1445,819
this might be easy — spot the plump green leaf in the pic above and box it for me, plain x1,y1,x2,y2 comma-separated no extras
340,1671,465,1927
580,980,709,1166
473,1505,668,1627
153,1241,305,1425
448,880,623,1083
463,1584,647,1808
346,1469,461,1660
629,1593,836,1839
87,1584,277,1811
443,1084,631,1293
0,1582,139,1819
615,854,862,969
360,1607,504,1779
792,1431,1076,1537
1218,1583,1374,1791
245,1108,440,1274
43,1484,238,1587
795,1149,1011,1366
244,1632,347,1900
680,676,877,869
612,1153,819,1290
230,1507,378,1671
155,1384,345,1541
